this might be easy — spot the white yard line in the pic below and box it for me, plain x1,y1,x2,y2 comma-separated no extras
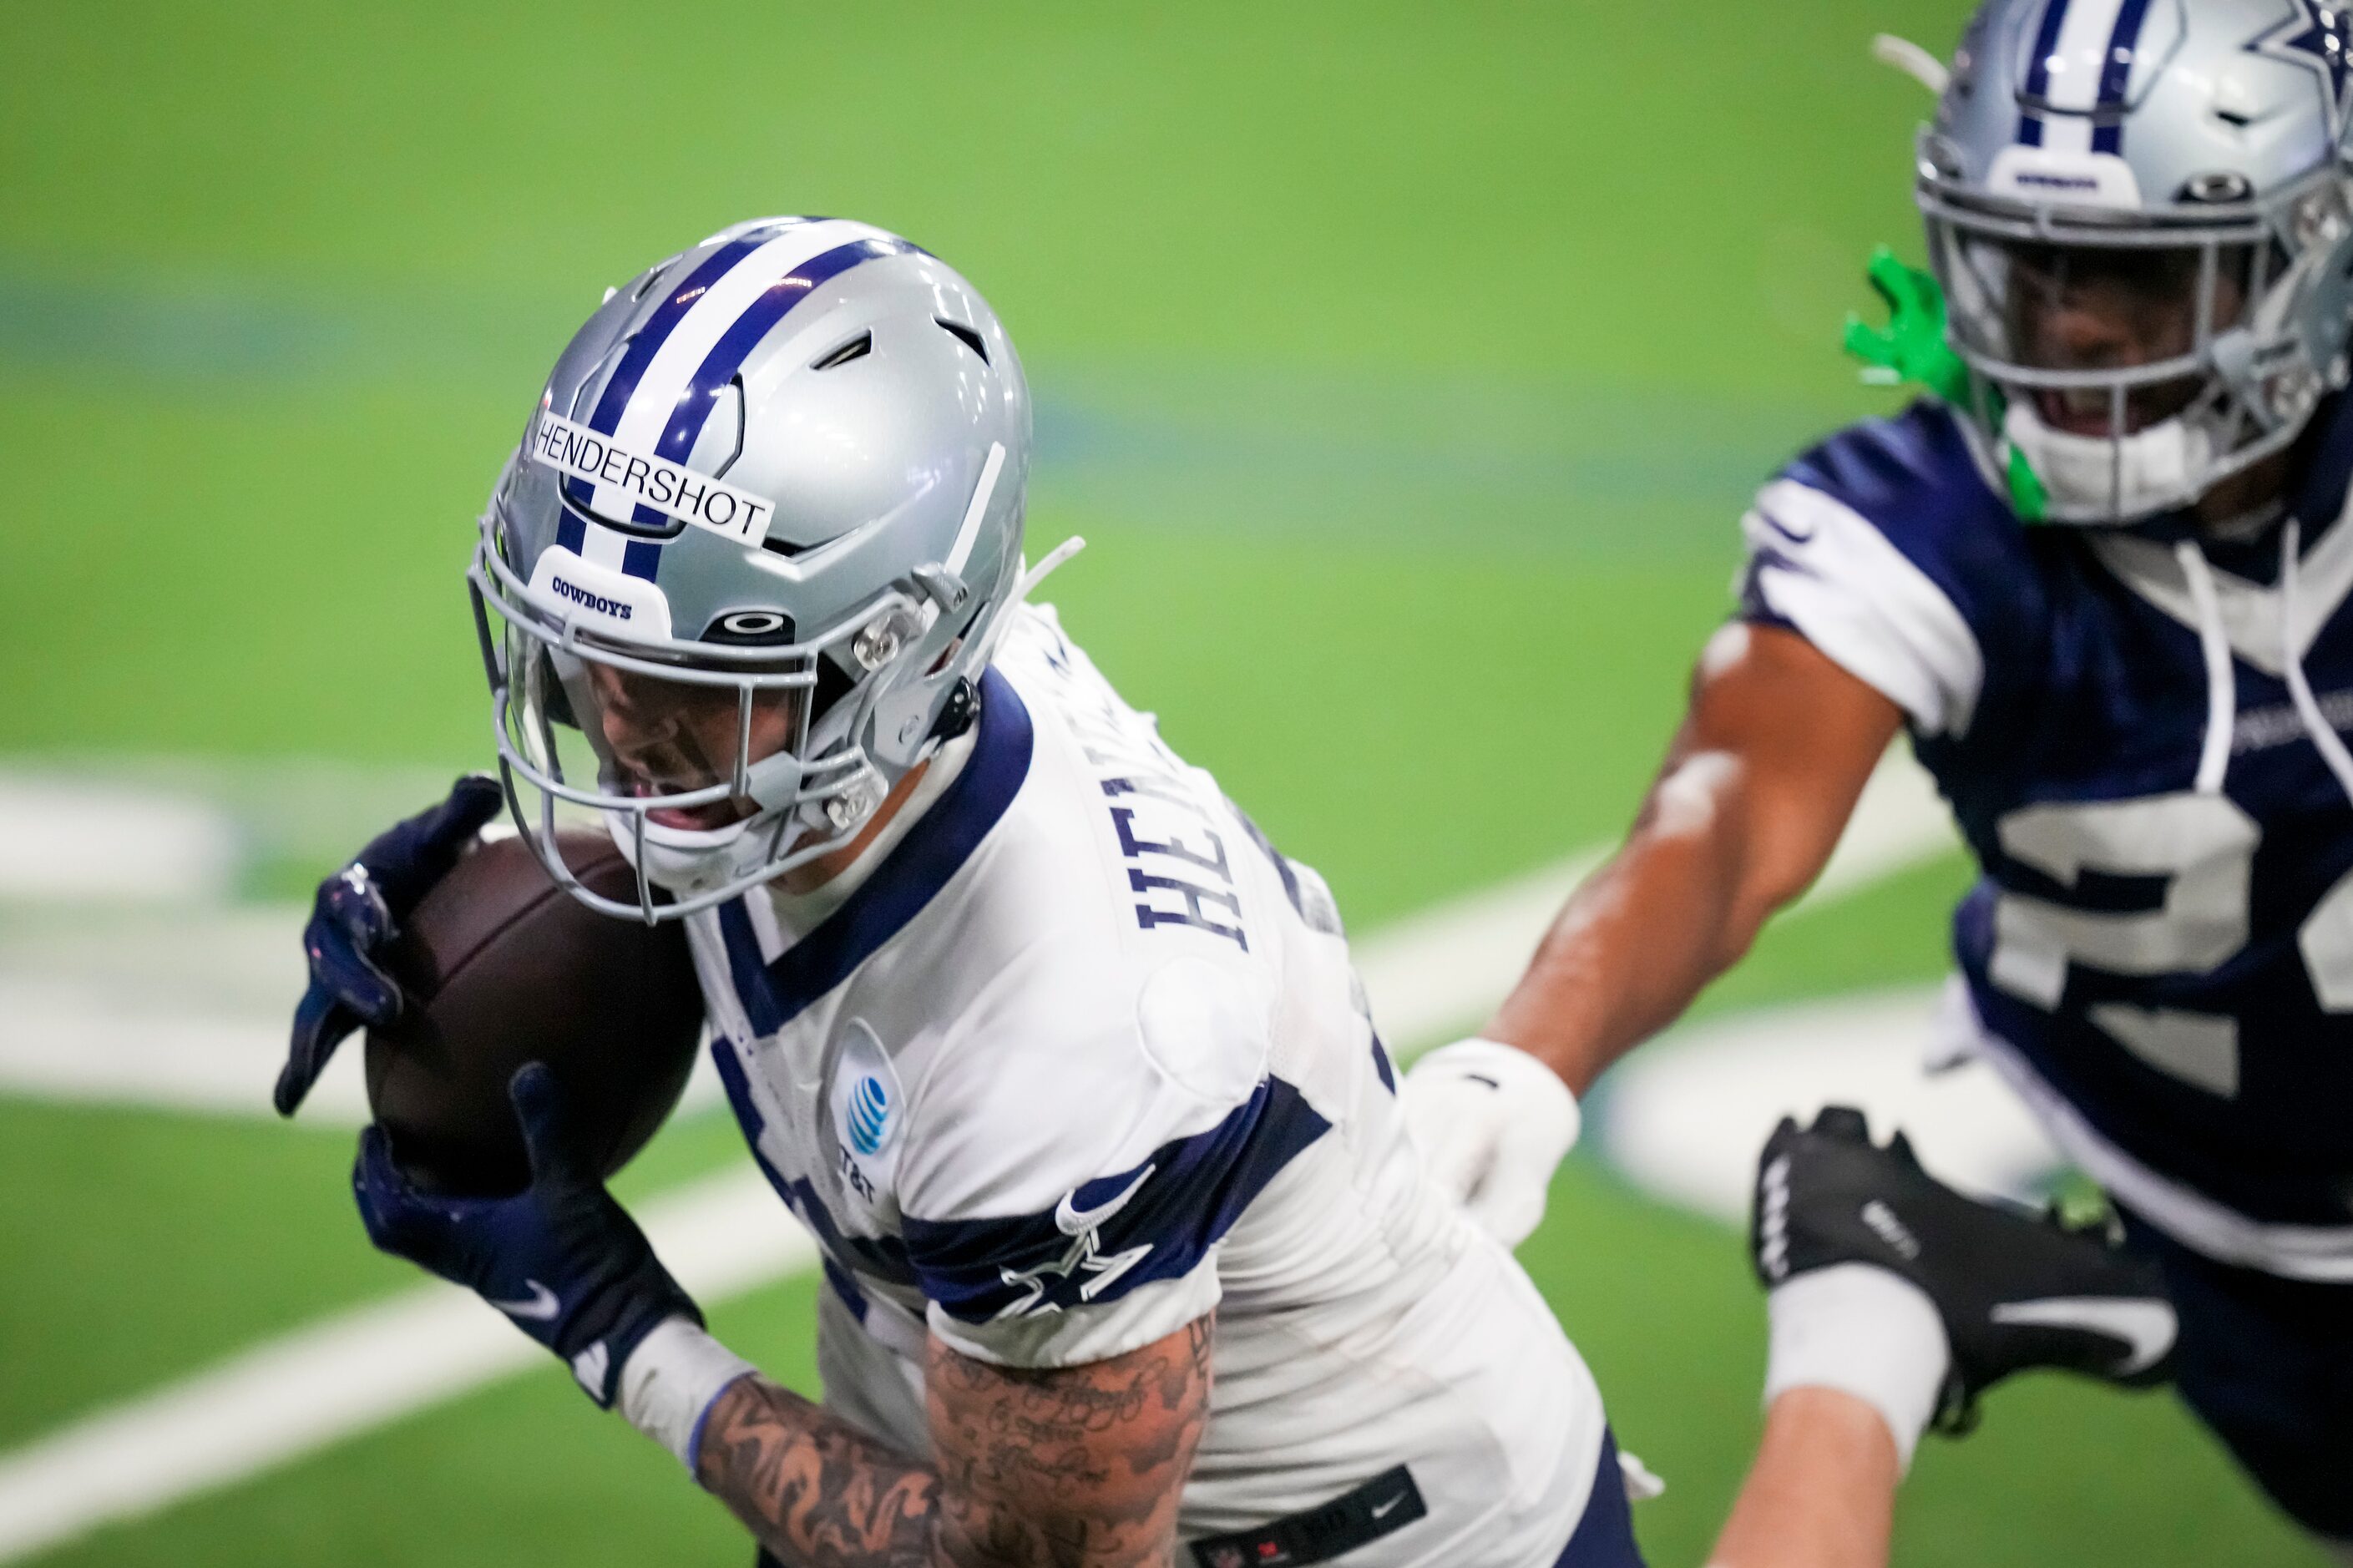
1594,984,2062,1224
0,778,236,903
0,750,1959,1123
0,972,731,1129
0,1168,809,1564
0,748,1960,1559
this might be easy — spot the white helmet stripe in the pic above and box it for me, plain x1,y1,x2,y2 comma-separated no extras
2042,0,2128,115
584,219,893,524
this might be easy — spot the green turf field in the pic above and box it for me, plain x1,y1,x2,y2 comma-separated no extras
0,2,2329,1562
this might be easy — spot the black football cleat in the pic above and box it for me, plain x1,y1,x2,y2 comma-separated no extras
1752,1105,2179,1434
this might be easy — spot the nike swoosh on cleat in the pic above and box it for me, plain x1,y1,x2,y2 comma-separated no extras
1988,1296,2178,1376
486,1280,562,1323
1055,1164,1158,1237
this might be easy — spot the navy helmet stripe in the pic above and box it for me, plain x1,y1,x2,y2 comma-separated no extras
586,225,792,438
555,226,790,513
621,539,661,580
650,236,917,469
2097,0,2153,104
2017,0,2072,144
719,668,1035,1036
2092,0,2155,153
555,508,587,556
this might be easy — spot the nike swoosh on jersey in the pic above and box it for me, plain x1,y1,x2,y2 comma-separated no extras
1369,1491,1409,1519
487,1280,562,1323
1988,1296,2178,1375
1055,1163,1158,1237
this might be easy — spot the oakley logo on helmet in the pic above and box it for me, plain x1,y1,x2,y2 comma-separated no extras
531,410,777,547
704,608,798,646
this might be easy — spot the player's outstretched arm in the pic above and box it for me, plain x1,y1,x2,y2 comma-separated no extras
1403,625,1901,1243
1707,1388,1900,1568
695,1321,1211,1568
1706,1109,2183,1568
1493,623,1900,1090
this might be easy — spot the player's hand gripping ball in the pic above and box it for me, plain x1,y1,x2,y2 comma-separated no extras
281,779,705,1196
280,776,507,1116
354,1063,701,1406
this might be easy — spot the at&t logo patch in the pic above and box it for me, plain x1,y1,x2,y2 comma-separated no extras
847,1075,892,1156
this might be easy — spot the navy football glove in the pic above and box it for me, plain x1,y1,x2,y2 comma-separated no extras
352,1063,701,1407
278,774,506,1115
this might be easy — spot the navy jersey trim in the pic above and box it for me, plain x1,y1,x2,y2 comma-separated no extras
1759,400,2043,736
707,1039,920,1287
1551,1429,1647,1566
2292,393,2353,530
902,1075,1333,1323
822,1257,872,1321
716,666,1035,1035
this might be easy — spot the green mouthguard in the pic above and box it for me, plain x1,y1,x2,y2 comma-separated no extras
1841,245,2046,521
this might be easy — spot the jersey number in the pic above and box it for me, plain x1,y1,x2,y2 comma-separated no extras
1990,791,2353,1098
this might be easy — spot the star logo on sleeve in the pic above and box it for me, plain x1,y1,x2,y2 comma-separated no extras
2253,0,2353,136
991,1164,1158,1320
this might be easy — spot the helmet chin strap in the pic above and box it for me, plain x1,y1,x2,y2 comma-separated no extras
2001,401,2214,524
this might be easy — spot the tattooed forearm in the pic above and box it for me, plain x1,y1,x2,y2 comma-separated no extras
697,1376,941,1567
693,1320,1211,1568
929,1318,1212,1568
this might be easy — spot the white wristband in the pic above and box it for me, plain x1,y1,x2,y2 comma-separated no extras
618,1316,757,1474
1409,1036,1582,1156
1762,1264,1951,1473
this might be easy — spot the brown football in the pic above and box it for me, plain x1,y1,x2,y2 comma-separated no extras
363,829,705,1196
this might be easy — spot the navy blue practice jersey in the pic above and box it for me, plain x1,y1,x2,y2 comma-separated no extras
1740,397,2353,1274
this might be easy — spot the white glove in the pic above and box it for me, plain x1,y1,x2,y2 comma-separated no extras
1399,1037,1581,1247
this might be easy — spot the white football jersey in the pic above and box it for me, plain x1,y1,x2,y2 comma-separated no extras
684,605,1609,1566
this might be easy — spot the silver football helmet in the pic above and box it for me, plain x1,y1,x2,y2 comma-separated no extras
468,217,1032,921
1919,0,2353,522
